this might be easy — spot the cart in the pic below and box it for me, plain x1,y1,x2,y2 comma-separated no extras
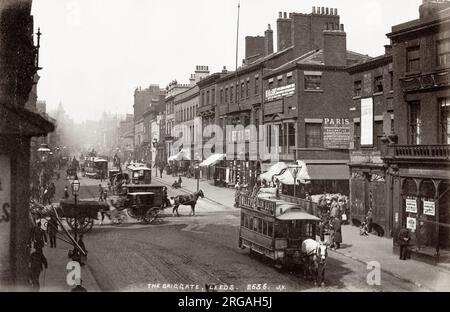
58,200,107,233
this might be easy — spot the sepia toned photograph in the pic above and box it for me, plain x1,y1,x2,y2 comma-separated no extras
1,0,449,295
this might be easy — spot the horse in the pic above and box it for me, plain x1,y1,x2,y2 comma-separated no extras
301,239,328,287
171,190,205,217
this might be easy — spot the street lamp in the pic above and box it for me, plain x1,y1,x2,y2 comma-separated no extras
71,175,81,241
288,164,302,198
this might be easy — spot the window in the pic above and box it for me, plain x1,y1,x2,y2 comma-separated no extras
440,98,450,144
389,72,394,91
374,121,383,150
354,80,362,97
374,76,383,93
287,123,296,152
220,89,224,104
268,223,273,237
407,46,420,72
230,86,234,103
201,92,205,106
255,77,260,95
268,80,274,90
408,101,421,145
240,82,245,100
305,75,322,90
287,74,293,85
246,81,250,98
277,76,283,87
211,89,215,105
206,91,210,105
305,123,323,148
438,39,450,66
225,88,228,103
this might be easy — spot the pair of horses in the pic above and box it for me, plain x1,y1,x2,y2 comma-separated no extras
171,190,205,217
301,239,328,287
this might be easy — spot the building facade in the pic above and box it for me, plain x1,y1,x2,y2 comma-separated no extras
383,0,450,261
347,51,394,237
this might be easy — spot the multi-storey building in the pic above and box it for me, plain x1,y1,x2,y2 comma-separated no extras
118,114,134,164
165,81,191,161
383,0,450,262
262,14,370,197
133,85,166,163
347,48,394,237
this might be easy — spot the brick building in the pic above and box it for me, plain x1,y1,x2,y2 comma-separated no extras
118,114,134,163
382,0,450,262
260,8,370,196
347,49,394,237
133,85,165,164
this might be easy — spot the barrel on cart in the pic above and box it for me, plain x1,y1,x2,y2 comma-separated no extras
58,200,108,233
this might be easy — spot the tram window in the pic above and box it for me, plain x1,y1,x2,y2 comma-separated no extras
263,221,268,236
258,219,263,233
306,223,313,237
275,222,287,237
241,214,245,226
268,223,273,237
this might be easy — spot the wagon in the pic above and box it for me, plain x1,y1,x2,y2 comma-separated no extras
58,199,108,233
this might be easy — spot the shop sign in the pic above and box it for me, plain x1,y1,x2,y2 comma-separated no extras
265,84,295,101
423,200,436,217
407,217,417,231
0,155,11,278
405,198,418,213
323,118,351,149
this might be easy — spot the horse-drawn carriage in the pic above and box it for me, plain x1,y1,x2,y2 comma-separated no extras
58,200,107,233
238,194,328,286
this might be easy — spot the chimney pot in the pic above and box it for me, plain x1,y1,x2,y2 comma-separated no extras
289,13,292,18
335,8,338,15
279,12,282,18
321,7,325,14
326,7,329,15
312,6,316,14
340,24,345,31
284,12,287,18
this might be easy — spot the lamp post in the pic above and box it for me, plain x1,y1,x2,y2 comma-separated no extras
71,175,80,241
37,144,51,203
194,152,200,192
288,164,301,198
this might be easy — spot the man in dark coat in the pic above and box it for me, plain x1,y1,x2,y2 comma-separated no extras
398,227,410,260
29,247,48,291
31,222,47,250
47,216,58,248
331,217,342,250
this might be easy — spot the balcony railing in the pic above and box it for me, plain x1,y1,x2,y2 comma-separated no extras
392,145,450,160
400,70,450,93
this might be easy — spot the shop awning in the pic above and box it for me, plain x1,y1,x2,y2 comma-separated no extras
260,161,311,185
305,164,350,181
168,149,191,162
199,154,225,167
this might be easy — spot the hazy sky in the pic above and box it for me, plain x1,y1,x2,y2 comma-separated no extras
31,0,422,122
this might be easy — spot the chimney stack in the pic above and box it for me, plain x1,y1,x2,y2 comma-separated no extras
277,11,293,51
323,25,347,66
312,6,316,14
384,44,393,55
264,24,274,56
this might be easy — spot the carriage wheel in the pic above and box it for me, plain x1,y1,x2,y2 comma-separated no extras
66,217,94,233
143,208,159,224
114,213,128,225
127,209,137,219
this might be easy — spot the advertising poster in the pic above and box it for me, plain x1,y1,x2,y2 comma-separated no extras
423,200,436,216
407,217,417,231
0,155,11,279
361,98,374,146
323,118,351,149
406,198,418,213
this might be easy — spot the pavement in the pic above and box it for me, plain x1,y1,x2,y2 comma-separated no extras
156,173,450,292
39,244,101,292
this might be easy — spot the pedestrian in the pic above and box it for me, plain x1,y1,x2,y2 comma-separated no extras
98,184,104,202
77,235,87,266
159,165,164,178
162,187,172,208
398,227,411,260
330,198,339,219
367,209,374,234
305,192,312,202
71,279,87,292
47,216,58,248
29,247,48,291
331,217,342,250
64,186,70,200
234,182,241,208
49,182,56,204
31,222,47,250
318,220,326,243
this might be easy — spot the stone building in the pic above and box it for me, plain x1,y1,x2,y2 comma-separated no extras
383,0,450,262
347,49,394,236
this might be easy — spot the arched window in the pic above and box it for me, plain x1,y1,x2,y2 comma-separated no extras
402,178,417,196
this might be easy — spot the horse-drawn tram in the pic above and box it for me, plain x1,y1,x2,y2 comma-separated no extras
238,194,322,269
